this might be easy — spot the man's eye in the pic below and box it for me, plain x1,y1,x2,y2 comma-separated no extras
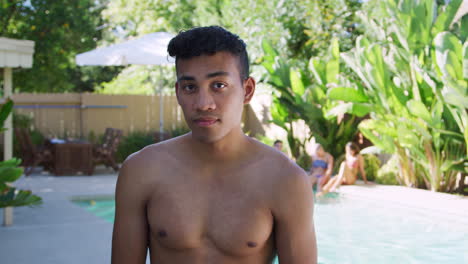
213,82,226,89
183,84,196,92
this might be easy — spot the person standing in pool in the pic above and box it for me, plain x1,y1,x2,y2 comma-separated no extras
309,144,333,192
111,26,317,264
317,142,367,197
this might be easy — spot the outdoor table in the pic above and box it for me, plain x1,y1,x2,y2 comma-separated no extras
49,139,94,176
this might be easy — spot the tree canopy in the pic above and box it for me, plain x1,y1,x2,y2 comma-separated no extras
0,0,121,93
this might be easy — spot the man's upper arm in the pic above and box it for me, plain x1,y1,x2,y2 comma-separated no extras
111,155,150,264
273,169,317,264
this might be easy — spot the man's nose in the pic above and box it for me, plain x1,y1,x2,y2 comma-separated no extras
195,89,216,112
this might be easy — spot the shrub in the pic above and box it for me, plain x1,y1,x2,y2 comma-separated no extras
12,113,45,158
376,155,400,185
296,152,311,171
115,131,154,163
13,112,33,129
112,127,189,163
170,126,190,137
1,100,42,209
87,130,99,145
363,154,381,182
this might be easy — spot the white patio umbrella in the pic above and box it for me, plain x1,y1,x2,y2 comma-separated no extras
76,32,175,140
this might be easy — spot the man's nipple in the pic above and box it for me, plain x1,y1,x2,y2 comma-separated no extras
158,229,168,238
247,241,257,248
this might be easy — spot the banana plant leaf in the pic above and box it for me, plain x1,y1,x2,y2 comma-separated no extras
0,188,42,208
0,99,14,132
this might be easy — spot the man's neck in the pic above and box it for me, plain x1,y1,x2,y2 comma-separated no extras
188,127,250,163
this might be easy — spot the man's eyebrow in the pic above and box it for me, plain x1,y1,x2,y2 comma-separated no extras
206,71,229,78
177,75,195,81
177,71,229,81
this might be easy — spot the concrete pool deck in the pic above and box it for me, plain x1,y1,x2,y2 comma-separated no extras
1,168,468,264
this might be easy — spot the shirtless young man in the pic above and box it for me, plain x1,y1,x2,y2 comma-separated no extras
111,26,317,264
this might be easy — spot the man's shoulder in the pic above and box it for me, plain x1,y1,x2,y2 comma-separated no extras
250,139,308,186
120,135,187,177
258,147,311,215
116,135,190,202
271,159,309,189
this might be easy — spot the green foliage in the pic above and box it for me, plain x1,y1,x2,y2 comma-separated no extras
99,0,363,94
96,66,175,95
13,112,33,129
363,154,381,182
0,187,42,208
0,0,121,93
296,152,312,171
115,126,189,162
255,135,275,148
0,99,14,132
100,0,290,94
283,0,364,60
115,131,154,163
259,40,305,160
262,39,360,160
86,131,98,145
170,126,190,138
0,158,42,208
376,155,400,185
326,0,467,192
0,101,42,208
12,113,45,158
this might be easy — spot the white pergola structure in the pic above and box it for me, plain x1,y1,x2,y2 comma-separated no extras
0,37,35,226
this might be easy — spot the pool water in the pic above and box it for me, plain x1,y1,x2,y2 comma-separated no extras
73,193,468,263
74,198,115,222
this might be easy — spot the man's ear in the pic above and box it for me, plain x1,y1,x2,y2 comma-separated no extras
243,77,256,104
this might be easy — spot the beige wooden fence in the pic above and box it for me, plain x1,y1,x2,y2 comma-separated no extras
12,93,185,138
11,93,264,138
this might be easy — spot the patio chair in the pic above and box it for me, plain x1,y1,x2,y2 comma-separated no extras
93,128,123,172
14,127,54,176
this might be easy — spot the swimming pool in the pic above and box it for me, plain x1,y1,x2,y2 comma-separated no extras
73,193,468,263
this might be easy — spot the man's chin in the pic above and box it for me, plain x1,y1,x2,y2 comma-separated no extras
190,131,224,144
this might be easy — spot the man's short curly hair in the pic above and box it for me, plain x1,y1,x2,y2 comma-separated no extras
168,26,249,80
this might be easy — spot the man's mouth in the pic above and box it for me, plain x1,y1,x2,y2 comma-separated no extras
194,117,219,127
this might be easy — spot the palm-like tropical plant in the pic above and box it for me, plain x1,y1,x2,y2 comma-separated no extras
0,99,42,208
261,39,360,161
326,0,467,192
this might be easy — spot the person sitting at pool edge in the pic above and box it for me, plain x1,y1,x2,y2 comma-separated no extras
317,142,368,197
111,26,317,264
309,144,333,192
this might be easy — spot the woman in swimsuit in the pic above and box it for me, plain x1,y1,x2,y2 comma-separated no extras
309,144,334,192
317,142,368,196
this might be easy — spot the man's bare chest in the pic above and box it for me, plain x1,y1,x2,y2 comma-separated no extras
146,172,274,257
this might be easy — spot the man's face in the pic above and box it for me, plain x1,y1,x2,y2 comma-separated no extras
175,51,255,143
